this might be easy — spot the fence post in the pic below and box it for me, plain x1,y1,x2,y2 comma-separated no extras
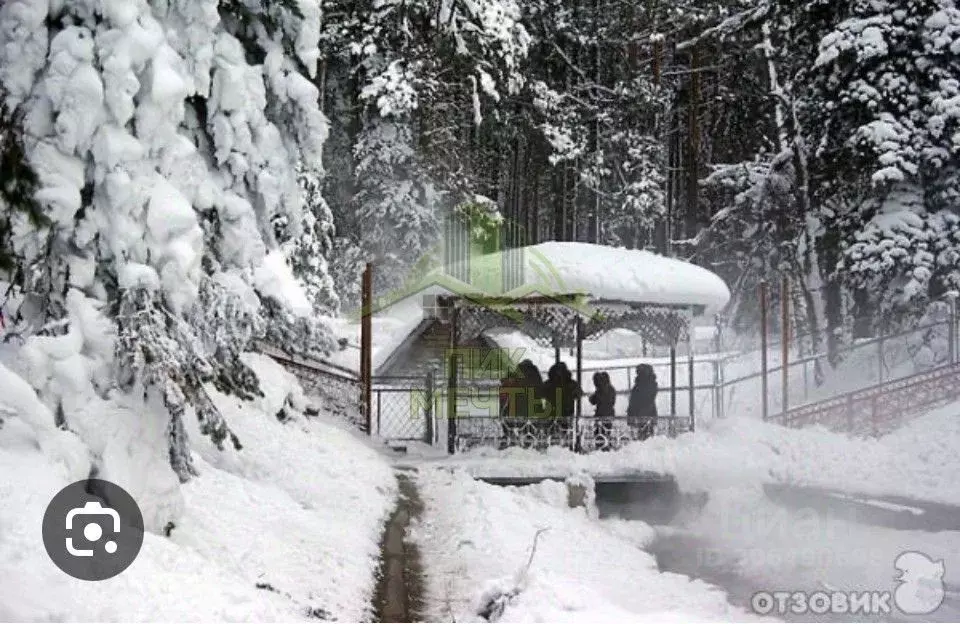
713,359,724,420
446,306,460,455
447,354,459,455
877,335,885,383
688,353,696,432
846,393,855,433
670,347,677,416
781,276,790,417
424,369,435,445
361,263,373,435
714,314,723,354
759,280,769,421
949,297,958,365
574,316,584,452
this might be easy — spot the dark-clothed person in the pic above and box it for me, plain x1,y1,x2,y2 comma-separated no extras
627,364,658,440
589,371,616,449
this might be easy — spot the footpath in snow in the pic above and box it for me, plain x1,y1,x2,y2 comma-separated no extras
410,467,758,622
0,354,396,621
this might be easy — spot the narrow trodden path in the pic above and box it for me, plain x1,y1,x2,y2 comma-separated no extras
373,470,427,623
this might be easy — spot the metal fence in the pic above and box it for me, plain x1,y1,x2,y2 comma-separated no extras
769,360,960,436
370,375,434,443
450,414,693,454
264,304,958,450
715,314,960,422
258,343,365,431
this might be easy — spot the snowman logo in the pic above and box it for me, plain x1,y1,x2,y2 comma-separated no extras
894,551,945,615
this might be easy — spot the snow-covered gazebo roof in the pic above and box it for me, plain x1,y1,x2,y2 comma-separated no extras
435,242,731,350
452,241,730,312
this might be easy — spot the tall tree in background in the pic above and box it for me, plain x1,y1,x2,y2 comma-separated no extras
804,0,960,326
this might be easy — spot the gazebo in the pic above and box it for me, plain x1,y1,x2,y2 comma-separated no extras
431,242,730,453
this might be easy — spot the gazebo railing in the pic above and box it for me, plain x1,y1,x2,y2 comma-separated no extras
451,414,693,454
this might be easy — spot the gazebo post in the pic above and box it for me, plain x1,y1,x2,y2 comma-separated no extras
670,347,677,416
575,315,584,452
446,305,460,455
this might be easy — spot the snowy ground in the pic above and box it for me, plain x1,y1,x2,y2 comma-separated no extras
402,400,960,622
411,402,960,506
0,354,396,621
411,468,761,622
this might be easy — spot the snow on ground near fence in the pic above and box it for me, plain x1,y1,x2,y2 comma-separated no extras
0,355,396,621
412,403,960,506
411,468,758,622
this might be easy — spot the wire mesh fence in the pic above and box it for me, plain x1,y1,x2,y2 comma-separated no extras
265,297,958,450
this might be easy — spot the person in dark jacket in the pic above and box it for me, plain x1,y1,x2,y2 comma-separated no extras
627,364,658,440
541,362,562,419
498,359,543,448
588,371,616,450
547,362,583,447
558,362,582,419
543,363,582,417
517,359,544,418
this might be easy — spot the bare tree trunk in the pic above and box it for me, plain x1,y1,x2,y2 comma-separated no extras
684,43,701,242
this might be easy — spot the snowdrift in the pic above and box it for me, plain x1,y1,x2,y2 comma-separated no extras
0,355,396,621
427,401,960,506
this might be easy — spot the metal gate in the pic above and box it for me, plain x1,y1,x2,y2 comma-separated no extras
370,375,437,444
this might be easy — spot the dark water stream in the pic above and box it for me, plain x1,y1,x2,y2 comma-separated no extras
595,482,960,623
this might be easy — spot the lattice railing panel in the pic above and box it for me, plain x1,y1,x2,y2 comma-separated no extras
452,415,693,453
456,303,583,348
455,300,692,349
773,361,960,436
582,305,690,347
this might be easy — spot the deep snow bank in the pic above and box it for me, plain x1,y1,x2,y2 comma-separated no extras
0,355,396,621
411,468,755,622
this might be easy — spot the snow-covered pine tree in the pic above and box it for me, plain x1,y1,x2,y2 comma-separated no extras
0,0,331,481
805,0,960,318
319,0,530,294
0,97,47,278
273,163,340,318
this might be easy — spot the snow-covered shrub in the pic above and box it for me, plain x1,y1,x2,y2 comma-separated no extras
115,287,240,482
906,300,954,372
0,98,46,276
0,0,335,481
273,163,340,317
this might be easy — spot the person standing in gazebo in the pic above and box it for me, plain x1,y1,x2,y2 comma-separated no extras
628,364,658,440
499,359,544,448
588,371,616,450
542,362,582,443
